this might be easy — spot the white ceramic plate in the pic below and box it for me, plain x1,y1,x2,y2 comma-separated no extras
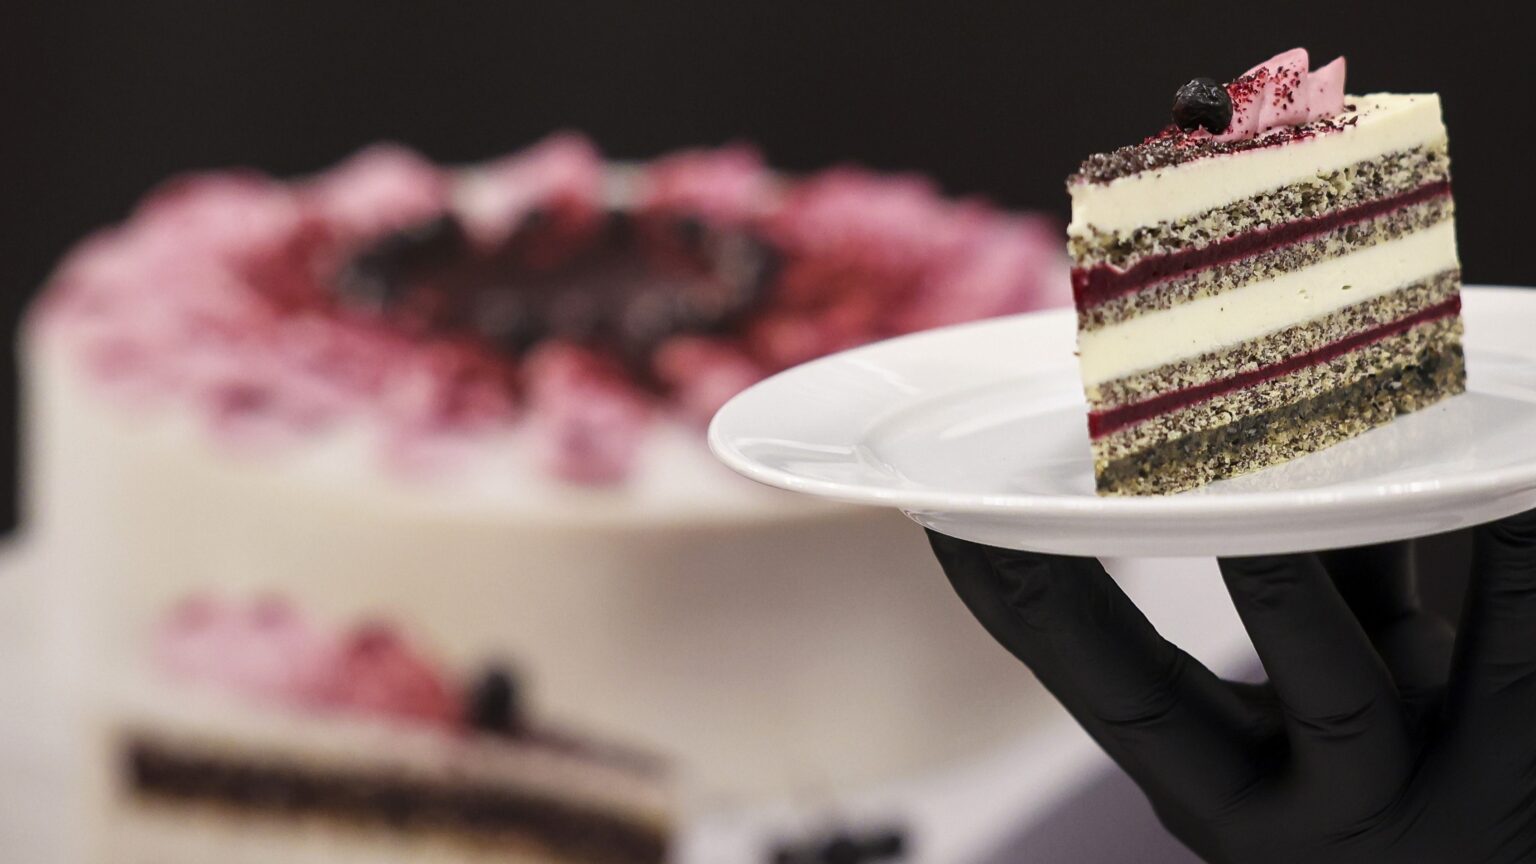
710,286,1536,557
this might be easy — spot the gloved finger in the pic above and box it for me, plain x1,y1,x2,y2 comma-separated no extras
929,531,1263,814
1447,508,1536,770
1321,541,1454,704
1227,681,1285,743
1219,554,1412,814
1321,541,1419,627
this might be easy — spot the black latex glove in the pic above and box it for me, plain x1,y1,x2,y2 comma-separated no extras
928,509,1536,863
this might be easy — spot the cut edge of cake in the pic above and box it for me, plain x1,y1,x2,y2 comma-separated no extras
1067,51,1465,495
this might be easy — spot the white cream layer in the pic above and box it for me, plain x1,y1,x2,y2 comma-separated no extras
1068,94,1447,237
1077,218,1459,385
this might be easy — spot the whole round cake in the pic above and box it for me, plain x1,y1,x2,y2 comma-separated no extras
22,134,1067,827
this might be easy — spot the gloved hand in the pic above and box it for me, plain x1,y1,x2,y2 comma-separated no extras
927,508,1536,863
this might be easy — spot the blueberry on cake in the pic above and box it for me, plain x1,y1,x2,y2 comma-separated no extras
1068,49,1465,495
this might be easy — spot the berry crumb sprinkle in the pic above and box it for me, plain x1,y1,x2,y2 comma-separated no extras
1073,48,1350,185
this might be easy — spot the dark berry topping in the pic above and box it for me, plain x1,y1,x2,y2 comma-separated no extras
819,835,864,864
603,208,635,245
863,829,906,858
672,214,706,248
333,206,776,371
520,206,550,230
768,824,908,863
467,665,526,736
1071,112,1357,184
1171,77,1233,134
336,215,469,312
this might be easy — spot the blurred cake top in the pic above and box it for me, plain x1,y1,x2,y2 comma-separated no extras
35,134,1065,484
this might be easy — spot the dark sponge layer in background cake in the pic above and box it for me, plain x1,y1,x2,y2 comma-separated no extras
1094,340,1466,496
126,739,669,864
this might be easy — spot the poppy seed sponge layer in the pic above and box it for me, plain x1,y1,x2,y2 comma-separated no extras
1068,92,1464,495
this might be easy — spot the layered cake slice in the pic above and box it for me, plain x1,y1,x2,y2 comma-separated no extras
1069,49,1464,495
93,597,672,864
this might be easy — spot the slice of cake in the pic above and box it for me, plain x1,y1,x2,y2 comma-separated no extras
93,596,672,864
1068,49,1465,495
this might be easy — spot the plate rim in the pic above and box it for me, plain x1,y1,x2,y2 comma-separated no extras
708,284,1536,517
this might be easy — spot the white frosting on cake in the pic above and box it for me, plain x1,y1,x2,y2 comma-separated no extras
1077,218,1460,384
25,326,1050,803
1068,93,1447,236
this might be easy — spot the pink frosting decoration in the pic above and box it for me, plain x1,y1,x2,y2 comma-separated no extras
319,622,461,727
652,336,765,426
154,596,461,730
1214,48,1348,142
456,133,605,249
751,169,1063,369
892,209,1065,332
37,133,1067,486
1255,47,1310,131
375,336,519,431
155,595,337,705
768,169,967,283
749,170,965,369
1308,56,1348,119
302,144,450,245
132,172,334,310
524,342,652,484
638,144,775,225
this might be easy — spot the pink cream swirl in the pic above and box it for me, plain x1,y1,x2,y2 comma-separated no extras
1213,48,1347,143
154,596,461,729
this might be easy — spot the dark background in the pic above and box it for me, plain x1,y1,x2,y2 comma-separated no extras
3,2,1532,533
